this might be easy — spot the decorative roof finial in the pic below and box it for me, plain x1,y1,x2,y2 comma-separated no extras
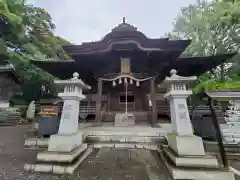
72,72,79,80
123,17,126,24
170,69,177,76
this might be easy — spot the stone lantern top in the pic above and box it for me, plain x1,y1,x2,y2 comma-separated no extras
54,72,91,90
159,69,197,91
164,69,197,84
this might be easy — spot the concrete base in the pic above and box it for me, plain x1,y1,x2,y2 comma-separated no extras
37,144,87,163
48,132,83,152
162,147,219,168
168,133,205,156
114,113,135,126
25,147,93,175
160,151,235,180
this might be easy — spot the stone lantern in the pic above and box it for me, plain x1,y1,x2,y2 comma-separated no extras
159,70,234,180
48,72,91,152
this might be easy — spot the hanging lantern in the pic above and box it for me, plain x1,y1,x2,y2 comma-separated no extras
112,80,116,87
124,77,128,84
119,78,122,84
130,79,133,84
136,81,140,87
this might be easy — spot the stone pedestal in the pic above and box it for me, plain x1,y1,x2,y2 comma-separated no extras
167,133,205,156
159,70,235,180
25,73,93,175
114,113,135,126
48,132,83,152
165,91,193,136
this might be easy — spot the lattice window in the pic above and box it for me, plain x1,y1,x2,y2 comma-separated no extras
121,58,131,73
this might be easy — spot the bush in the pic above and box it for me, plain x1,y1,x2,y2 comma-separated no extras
193,79,240,93
14,105,28,117
206,80,240,91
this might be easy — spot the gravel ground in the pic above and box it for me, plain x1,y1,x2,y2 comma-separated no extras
0,124,171,180
1,124,240,180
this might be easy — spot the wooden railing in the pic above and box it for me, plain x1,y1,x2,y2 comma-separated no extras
154,105,223,116
79,106,96,114
57,104,224,119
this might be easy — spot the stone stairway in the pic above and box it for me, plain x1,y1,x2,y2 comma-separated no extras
85,134,167,150
0,109,21,126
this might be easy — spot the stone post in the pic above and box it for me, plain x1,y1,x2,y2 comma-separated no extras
162,69,205,156
48,72,91,152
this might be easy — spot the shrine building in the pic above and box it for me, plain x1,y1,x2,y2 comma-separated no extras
33,19,236,125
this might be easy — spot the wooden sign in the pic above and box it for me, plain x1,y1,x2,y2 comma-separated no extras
38,105,59,117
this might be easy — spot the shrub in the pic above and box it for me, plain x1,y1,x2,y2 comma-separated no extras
14,105,28,117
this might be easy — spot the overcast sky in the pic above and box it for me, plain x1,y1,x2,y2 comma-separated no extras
28,0,197,44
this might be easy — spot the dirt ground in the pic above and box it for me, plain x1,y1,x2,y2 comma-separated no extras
0,124,239,180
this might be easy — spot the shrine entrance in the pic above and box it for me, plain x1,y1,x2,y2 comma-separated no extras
95,74,157,125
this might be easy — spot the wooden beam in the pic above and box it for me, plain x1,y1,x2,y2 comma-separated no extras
95,79,103,124
150,77,157,125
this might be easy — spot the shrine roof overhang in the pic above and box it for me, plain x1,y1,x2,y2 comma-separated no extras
195,91,240,102
63,39,191,56
32,52,237,86
157,52,237,80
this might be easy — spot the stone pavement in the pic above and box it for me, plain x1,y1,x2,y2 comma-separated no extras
1,124,240,180
0,124,172,180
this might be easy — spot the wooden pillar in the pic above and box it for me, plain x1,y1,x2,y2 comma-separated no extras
150,77,157,125
95,79,103,124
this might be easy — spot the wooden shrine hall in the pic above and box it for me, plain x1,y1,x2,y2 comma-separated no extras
33,19,236,125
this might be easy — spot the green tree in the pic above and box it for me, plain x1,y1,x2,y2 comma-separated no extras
0,0,72,104
168,0,240,92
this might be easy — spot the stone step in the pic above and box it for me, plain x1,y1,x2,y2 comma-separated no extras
159,150,235,180
0,121,19,126
86,135,167,144
91,142,159,150
37,144,87,163
24,147,94,175
162,147,220,168
24,138,49,149
84,130,166,137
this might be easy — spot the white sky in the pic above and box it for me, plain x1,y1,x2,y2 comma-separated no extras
28,0,198,44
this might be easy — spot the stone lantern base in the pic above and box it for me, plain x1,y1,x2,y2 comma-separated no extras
24,143,93,174
48,132,83,152
160,133,235,180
